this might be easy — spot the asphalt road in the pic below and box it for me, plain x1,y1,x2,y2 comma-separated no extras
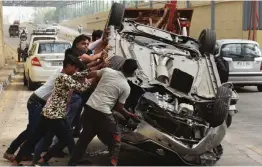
0,24,262,166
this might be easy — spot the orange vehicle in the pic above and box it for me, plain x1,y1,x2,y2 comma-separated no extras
123,1,193,36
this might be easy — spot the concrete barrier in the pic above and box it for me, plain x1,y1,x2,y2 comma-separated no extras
4,43,16,64
0,44,20,93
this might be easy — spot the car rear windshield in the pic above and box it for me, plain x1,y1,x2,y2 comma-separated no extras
38,43,71,54
221,43,261,58
33,37,56,42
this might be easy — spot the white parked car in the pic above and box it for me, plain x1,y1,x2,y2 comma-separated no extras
45,27,58,35
28,31,58,54
52,23,60,32
215,39,262,91
23,40,71,90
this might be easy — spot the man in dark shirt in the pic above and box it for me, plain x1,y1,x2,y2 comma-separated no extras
215,55,229,83
91,30,103,42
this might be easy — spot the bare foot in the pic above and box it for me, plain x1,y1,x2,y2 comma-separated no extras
11,160,18,166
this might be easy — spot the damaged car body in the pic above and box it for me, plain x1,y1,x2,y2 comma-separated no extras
87,3,239,166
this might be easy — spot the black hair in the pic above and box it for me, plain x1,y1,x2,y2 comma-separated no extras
121,59,138,76
63,48,87,70
72,34,91,48
92,30,103,41
107,56,126,71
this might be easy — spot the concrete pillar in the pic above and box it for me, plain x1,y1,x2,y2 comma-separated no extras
0,1,5,68
211,0,215,30
186,0,190,8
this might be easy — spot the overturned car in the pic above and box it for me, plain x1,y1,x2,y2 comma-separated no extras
88,3,239,166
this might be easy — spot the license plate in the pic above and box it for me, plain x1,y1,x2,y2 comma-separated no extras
51,62,62,66
234,61,252,68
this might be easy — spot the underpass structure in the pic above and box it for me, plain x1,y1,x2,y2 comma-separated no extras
0,13,262,165
0,0,87,68
1,0,262,68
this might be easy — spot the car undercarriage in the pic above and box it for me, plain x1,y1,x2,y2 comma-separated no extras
84,2,239,166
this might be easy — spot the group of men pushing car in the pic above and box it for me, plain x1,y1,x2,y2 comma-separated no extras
4,29,140,166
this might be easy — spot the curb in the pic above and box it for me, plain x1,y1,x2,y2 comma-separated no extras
0,64,19,94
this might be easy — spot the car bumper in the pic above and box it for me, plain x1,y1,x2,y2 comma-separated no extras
229,73,262,85
30,67,58,83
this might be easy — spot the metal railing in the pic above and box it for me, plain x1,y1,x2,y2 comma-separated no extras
60,0,154,21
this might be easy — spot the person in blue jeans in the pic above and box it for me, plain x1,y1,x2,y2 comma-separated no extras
33,93,83,162
3,67,63,162
3,45,96,162
11,53,91,166
33,35,105,161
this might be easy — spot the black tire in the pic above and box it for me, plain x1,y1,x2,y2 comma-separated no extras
23,71,28,86
27,76,36,91
257,85,262,92
202,86,232,127
106,3,125,30
198,29,216,54
226,114,232,127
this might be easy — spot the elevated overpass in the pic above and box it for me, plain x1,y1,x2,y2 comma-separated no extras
0,0,86,68
2,0,83,7
1,0,262,68
60,1,262,47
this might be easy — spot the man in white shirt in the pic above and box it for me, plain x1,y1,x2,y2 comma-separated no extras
68,59,139,166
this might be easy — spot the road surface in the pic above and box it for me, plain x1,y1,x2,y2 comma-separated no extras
58,25,92,36
0,24,262,166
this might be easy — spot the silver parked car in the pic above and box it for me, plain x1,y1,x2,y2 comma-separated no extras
215,39,262,91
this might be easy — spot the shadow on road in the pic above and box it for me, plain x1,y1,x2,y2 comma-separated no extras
79,143,188,166
234,87,260,93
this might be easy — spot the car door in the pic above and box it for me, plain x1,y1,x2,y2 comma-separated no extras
219,43,262,74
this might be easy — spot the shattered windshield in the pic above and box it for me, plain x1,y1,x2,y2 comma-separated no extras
221,43,261,58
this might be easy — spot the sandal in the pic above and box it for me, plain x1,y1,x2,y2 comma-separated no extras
35,161,49,166
21,155,33,161
3,152,15,162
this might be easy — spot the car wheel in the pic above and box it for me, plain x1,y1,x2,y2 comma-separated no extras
201,85,232,127
198,29,216,54
257,85,262,92
23,71,28,86
106,2,125,30
226,114,232,127
27,76,36,91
